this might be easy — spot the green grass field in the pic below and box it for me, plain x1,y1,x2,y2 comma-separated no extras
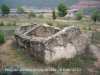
0,16,100,43
0,26,17,38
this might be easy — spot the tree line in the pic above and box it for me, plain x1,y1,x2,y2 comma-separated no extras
0,3,100,23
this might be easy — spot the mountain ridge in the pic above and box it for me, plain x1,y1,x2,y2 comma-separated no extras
0,0,79,9
70,0,100,9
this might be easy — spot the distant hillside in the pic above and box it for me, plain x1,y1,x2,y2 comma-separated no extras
82,7,100,15
0,0,79,9
69,0,100,9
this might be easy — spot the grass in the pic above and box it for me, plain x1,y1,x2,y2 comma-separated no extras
38,71,63,75
55,21,69,29
46,21,53,26
91,31,100,44
0,15,100,29
0,26,17,38
0,26,17,30
10,40,47,68
13,53,19,59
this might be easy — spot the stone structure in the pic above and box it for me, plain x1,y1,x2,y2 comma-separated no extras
14,24,90,64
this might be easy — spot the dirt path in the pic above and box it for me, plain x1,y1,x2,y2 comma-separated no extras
0,40,25,70
89,45,100,68
0,40,13,69
0,40,12,52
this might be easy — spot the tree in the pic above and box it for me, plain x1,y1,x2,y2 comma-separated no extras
17,6,24,14
52,8,57,20
91,10,99,23
1,4,10,16
58,2,68,17
38,13,44,18
28,11,36,19
76,12,83,20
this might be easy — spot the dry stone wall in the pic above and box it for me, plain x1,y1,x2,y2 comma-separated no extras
14,24,90,64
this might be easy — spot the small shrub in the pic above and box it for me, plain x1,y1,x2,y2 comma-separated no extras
0,34,4,44
13,53,19,59
76,12,83,20
12,21,16,26
88,27,91,30
0,21,4,26
38,13,44,18
91,27,97,31
7,22,12,26
0,60,2,63
83,26,86,30
28,11,36,19
94,27,97,31
91,31,100,44
47,21,53,26
81,27,85,30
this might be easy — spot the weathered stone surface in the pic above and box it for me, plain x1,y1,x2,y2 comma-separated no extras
14,24,90,64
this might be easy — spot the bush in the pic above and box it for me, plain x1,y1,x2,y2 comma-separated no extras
0,21,4,26
88,27,91,30
12,21,16,26
47,21,53,26
83,26,86,30
91,31,100,44
7,22,12,26
76,12,83,20
0,34,4,44
38,13,44,18
94,27,97,31
28,11,36,19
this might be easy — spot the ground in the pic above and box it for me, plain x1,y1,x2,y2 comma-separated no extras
0,15,100,75
90,45,100,68
0,40,26,69
0,39,100,75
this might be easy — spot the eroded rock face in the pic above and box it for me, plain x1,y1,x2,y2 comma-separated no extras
14,24,90,64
